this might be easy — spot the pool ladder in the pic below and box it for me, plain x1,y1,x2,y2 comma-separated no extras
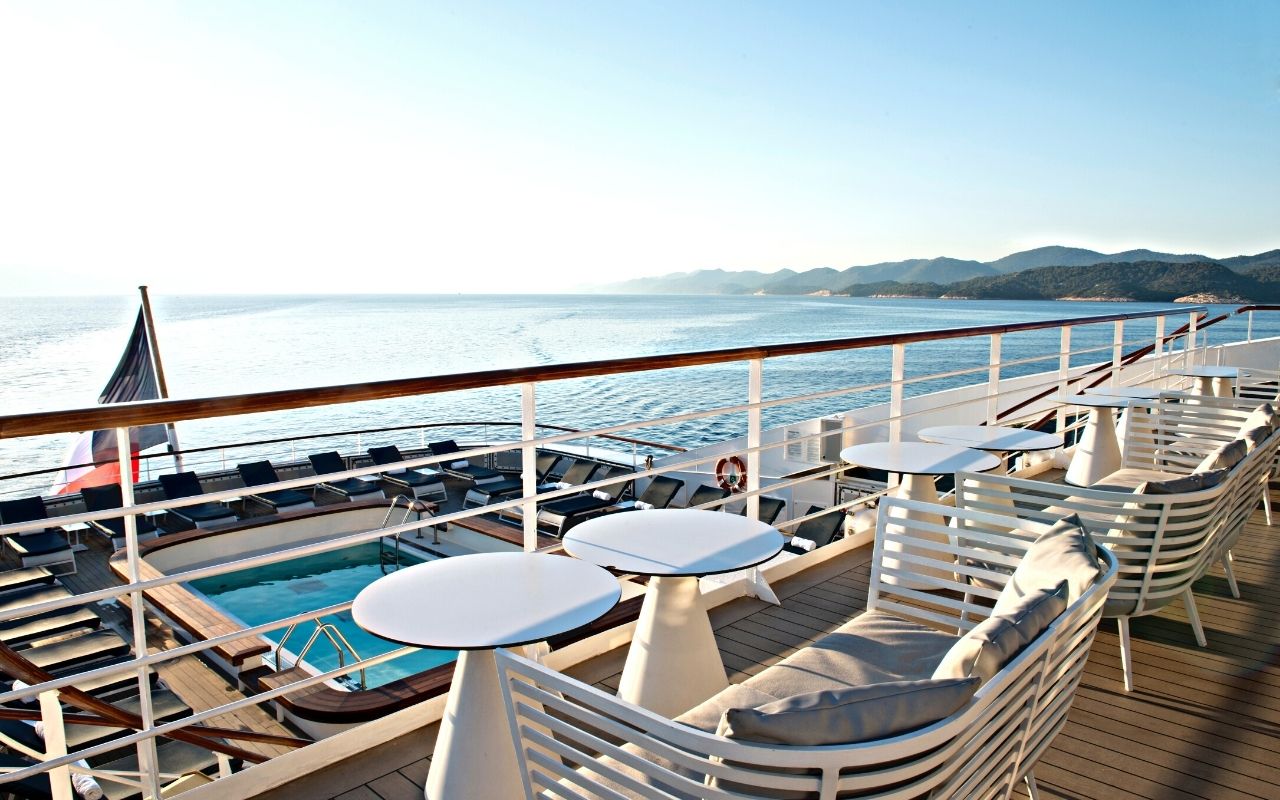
274,619,367,690
379,495,434,574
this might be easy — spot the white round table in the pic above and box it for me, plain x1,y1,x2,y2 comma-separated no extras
562,509,783,717
1174,365,1238,398
353,552,621,800
917,425,1063,454
840,442,1000,587
1081,386,1174,468
1056,394,1136,486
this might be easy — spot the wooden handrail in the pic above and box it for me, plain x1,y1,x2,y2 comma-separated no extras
0,307,1204,440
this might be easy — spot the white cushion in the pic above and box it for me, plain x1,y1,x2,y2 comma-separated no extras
1193,438,1247,474
997,515,1101,608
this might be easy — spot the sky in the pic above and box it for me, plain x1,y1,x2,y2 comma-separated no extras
0,1,1277,294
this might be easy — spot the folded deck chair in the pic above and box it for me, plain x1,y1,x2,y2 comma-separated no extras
783,505,846,554
606,475,686,512
428,440,504,485
737,495,786,526
237,460,315,513
0,497,75,573
308,451,383,500
462,452,563,508
367,445,448,501
536,467,634,536
158,472,238,529
499,459,603,522
79,483,159,549
686,483,731,509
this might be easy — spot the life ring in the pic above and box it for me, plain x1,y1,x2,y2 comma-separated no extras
715,455,748,493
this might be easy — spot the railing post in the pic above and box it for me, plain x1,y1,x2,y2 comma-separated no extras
38,689,73,800
115,427,162,800
986,333,1002,425
1187,311,1199,368
1248,310,1254,342
1112,320,1124,385
889,343,905,489
520,383,538,552
1154,314,1166,386
1057,326,1071,439
746,359,763,520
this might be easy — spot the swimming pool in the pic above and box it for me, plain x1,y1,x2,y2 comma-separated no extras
188,542,456,688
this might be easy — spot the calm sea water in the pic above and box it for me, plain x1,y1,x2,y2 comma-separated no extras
0,294,1269,495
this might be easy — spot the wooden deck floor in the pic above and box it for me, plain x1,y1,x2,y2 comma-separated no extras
298,492,1280,800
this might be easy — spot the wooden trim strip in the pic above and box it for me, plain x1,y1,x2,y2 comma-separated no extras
0,307,1204,440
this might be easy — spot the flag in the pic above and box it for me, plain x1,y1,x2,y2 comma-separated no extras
50,309,170,494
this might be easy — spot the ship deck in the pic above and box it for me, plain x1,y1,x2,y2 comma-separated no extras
258,477,1280,800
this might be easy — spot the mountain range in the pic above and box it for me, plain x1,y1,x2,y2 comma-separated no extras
601,246,1280,296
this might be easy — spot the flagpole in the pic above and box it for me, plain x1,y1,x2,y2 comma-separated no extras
138,286,184,472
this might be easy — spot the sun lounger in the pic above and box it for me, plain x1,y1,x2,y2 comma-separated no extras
0,688,188,756
535,467,634,535
461,452,563,507
0,567,55,595
13,629,131,676
736,495,786,525
604,475,685,513
367,445,447,501
158,472,238,529
498,459,603,523
0,497,75,573
307,451,383,500
79,484,160,549
0,583,73,626
782,505,846,553
0,606,101,647
0,737,233,800
686,483,730,509
236,460,315,513
427,439,504,485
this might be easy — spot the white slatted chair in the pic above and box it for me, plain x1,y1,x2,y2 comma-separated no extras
495,498,1117,800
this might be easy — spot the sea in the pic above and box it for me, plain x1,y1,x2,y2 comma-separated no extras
1,294,1271,497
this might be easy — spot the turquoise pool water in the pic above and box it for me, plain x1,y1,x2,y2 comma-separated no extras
189,542,456,688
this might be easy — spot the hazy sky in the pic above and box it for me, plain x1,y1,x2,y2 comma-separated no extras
1,1,1277,294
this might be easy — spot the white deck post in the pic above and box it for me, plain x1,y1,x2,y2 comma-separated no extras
896,340,906,473
116,427,163,800
1112,319,1124,386
1057,326,1071,445
1248,309,1255,342
746,359,762,519
1187,311,1199,369
38,689,73,800
521,383,538,552
986,333,1002,425
1154,314,1166,361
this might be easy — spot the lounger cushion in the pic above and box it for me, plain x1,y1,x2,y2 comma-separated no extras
4,531,70,557
993,515,1100,609
720,677,979,746
173,502,235,523
931,615,1020,686
675,683,782,733
1088,468,1190,493
743,611,955,698
1193,438,1247,474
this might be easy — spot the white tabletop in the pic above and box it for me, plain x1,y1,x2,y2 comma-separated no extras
562,509,784,577
1174,365,1239,378
917,425,1064,453
1054,393,1137,409
839,442,1000,475
352,552,621,650
1082,386,1167,400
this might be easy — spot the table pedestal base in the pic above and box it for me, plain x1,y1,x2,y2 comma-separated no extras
1066,406,1121,487
619,575,728,717
425,649,524,800
882,474,953,588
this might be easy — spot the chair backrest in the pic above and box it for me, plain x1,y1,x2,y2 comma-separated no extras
80,484,124,512
637,475,684,508
687,483,729,508
0,496,48,525
495,498,1118,800
428,439,461,456
533,452,561,482
753,496,786,526
158,472,204,500
308,451,346,475
1123,396,1254,471
237,460,279,487
367,445,406,467
592,468,633,502
558,460,600,486
792,504,844,546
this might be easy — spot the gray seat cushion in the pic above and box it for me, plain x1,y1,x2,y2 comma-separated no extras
995,515,1100,608
743,611,956,698
720,677,979,746
1194,438,1247,474
1088,468,1188,493
937,581,1069,686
